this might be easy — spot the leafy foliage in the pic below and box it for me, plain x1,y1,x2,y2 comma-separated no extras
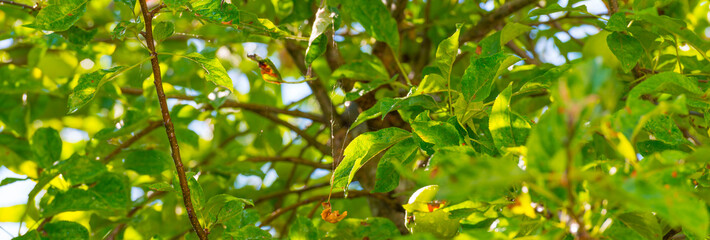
1,0,710,239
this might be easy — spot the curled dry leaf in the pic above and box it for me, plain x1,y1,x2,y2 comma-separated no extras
321,202,347,224
247,54,283,84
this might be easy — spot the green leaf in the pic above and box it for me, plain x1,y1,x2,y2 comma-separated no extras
500,23,533,46
289,215,319,240
124,150,170,175
91,173,131,209
181,52,235,93
305,34,327,65
606,32,644,73
327,218,400,239
43,221,89,240
205,194,252,225
111,21,142,40
349,95,439,130
226,225,272,239
617,212,662,240
12,230,40,240
461,53,520,102
528,4,588,16
346,75,397,101
113,0,136,8
153,21,175,43
489,84,531,153
342,0,400,52
332,60,389,82
29,0,88,31
606,12,628,32
174,172,205,211
58,26,98,46
31,127,62,168
454,93,487,125
41,188,105,216
143,182,175,192
164,0,190,12
415,74,447,95
435,24,462,82
333,127,412,189
627,72,702,109
306,7,334,65
618,179,708,237
373,138,418,193
636,14,710,56
643,115,687,145
0,177,28,187
67,66,126,114
58,154,106,185
410,121,460,148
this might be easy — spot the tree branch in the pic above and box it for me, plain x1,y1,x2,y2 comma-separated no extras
102,120,163,164
137,1,207,239
120,87,325,123
255,182,329,204
246,156,331,169
254,111,332,155
285,40,342,130
106,192,166,240
460,0,538,44
506,41,540,65
0,0,39,12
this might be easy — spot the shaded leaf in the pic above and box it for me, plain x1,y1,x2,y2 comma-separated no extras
607,32,644,73
58,154,106,185
289,215,319,240
153,21,175,43
342,0,400,52
124,150,169,175
43,221,89,240
373,138,418,193
31,127,62,168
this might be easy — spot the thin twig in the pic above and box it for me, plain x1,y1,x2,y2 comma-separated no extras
506,41,541,65
460,0,538,44
120,87,325,123
246,157,331,169
0,0,39,12
106,192,166,240
255,183,329,204
254,111,332,155
102,120,163,164
137,0,207,239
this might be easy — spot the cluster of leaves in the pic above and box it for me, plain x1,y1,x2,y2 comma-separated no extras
0,0,709,239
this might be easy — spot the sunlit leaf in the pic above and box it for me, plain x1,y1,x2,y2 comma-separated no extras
333,128,412,189
181,52,235,92
28,0,88,31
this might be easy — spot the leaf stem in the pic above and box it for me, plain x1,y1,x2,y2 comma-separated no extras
137,1,207,239
390,47,412,86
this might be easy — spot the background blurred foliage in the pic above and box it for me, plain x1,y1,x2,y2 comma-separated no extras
1,0,710,239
